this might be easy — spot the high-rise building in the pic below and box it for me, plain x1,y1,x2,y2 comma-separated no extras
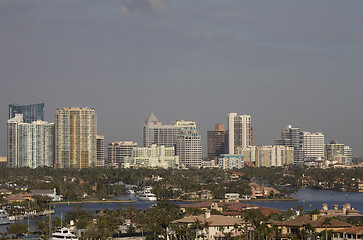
207,124,227,160
301,132,325,161
228,113,252,154
344,146,352,165
124,145,179,169
55,107,97,168
324,140,352,165
107,141,137,167
96,135,105,167
176,130,202,168
276,125,304,165
7,114,24,167
142,113,196,147
18,120,55,168
7,114,54,168
236,145,294,167
9,103,44,123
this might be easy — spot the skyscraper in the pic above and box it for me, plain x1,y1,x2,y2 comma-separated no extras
7,114,23,167
55,107,96,168
96,135,105,167
7,114,54,168
176,130,202,168
142,113,196,147
228,113,252,155
207,124,227,160
9,103,44,123
18,120,55,168
301,131,325,161
276,125,303,164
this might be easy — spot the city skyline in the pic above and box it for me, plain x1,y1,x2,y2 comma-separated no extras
1,0,362,156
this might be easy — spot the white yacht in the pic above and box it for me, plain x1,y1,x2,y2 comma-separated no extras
137,191,157,201
0,210,10,225
50,227,78,240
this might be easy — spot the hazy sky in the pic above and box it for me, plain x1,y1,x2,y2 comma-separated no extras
1,0,363,156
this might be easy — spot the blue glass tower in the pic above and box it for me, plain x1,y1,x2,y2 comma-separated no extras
9,103,44,123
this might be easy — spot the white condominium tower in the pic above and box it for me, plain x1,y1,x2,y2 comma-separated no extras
176,130,202,168
142,113,196,147
7,114,55,168
7,114,24,167
55,107,97,168
301,131,325,161
228,113,252,155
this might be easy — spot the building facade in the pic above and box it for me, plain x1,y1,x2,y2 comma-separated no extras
142,113,196,148
207,124,227,161
7,114,54,168
176,130,202,168
96,135,105,167
228,113,252,155
276,125,303,165
236,145,294,167
18,120,55,168
124,145,179,169
9,103,44,123
107,141,137,167
218,154,244,170
55,107,97,168
301,131,325,162
7,114,24,167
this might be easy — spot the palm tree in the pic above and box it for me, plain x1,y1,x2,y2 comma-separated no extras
321,217,332,240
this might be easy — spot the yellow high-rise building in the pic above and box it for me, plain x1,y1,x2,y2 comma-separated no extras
55,107,96,168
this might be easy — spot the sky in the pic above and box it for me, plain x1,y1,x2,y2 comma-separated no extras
1,0,363,157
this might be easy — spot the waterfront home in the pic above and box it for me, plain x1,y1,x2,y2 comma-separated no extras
319,203,362,217
270,214,352,237
171,211,243,239
225,193,240,200
180,190,213,200
179,201,281,217
31,188,63,201
332,226,363,240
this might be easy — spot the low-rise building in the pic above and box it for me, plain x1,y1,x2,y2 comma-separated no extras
218,154,244,169
31,188,63,201
332,226,363,240
270,215,352,236
171,212,243,239
124,145,179,169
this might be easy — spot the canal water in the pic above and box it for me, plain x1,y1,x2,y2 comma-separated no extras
1,188,362,233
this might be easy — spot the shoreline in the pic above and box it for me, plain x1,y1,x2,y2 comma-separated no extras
50,199,136,205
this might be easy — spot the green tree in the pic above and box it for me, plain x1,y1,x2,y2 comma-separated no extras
7,223,28,238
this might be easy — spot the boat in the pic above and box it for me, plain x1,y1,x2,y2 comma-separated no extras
49,227,78,240
0,210,10,225
126,189,135,195
137,191,157,201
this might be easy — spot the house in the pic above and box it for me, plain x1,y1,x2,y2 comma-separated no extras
319,203,362,217
0,189,12,195
171,211,243,239
332,226,363,240
270,214,352,237
31,188,63,201
179,201,281,218
5,193,32,202
225,193,240,201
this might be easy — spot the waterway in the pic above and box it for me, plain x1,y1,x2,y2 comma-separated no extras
1,188,362,233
